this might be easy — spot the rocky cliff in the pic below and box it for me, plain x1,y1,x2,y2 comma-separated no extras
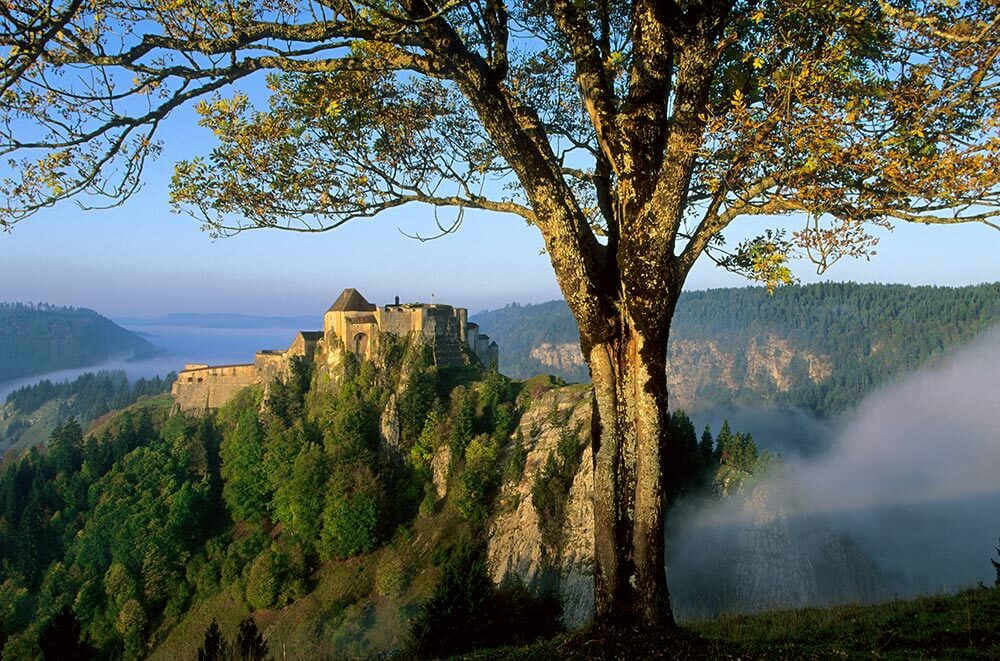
527,336,832,412
486,383,595,627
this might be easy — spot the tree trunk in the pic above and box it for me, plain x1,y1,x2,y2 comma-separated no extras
587,309,675,629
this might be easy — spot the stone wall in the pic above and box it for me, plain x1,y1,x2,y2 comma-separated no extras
254,352,289,383
171,363,259,412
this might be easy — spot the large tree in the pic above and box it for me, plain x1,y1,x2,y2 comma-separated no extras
3,0,999,628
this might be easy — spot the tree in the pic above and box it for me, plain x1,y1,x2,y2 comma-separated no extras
233,617,268,661
993,537,1000,588
220,410,269,523
38,605,97,661
4,0,1000,629
197,620,228,661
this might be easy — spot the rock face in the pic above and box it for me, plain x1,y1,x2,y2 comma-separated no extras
431,444,451,500
530,342,587,372
524,337,832,412
379,393,401,463
486,385,595,627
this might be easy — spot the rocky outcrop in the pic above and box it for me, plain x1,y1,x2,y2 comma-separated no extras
530,342,587,372
525,336,833,412
431,444,451,500
379,393,401,463
486,385,595,627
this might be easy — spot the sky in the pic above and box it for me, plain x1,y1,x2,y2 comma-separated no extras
2,105,999,319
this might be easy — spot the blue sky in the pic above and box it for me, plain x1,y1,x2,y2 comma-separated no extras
2,106,998,318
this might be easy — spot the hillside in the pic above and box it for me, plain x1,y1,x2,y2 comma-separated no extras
0,303,161,383
472,282,1000,415
0,370,175,460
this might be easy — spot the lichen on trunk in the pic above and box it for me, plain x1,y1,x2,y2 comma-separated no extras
588,309,676,629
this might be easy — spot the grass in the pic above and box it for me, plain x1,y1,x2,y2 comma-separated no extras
458,587,1000,660
692,586,1000,660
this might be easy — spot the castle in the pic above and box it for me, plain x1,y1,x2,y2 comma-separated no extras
171,289,498,413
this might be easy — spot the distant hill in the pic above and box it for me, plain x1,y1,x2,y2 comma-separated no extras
0,303,161,383
471,282,1000,416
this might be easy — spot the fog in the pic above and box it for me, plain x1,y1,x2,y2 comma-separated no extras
669,329,1000,620
0,323,303,401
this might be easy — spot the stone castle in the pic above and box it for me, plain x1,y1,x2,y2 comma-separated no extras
171,289,498,413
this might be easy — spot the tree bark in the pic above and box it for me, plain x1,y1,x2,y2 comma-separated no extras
587,303,676,629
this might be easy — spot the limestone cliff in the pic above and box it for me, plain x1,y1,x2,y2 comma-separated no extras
486,384,595,627
526,336,832,411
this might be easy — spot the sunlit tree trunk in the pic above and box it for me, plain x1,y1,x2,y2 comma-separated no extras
585,290,680,628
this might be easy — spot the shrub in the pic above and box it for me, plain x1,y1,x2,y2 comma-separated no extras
408,541,496,658
457,434,502,522
319,469,380,560
375,552,407,598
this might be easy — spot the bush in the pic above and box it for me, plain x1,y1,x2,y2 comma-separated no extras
319,468,381,560
457,434,502,522
375,552,407,598
244,545,308,610
408,541,496,658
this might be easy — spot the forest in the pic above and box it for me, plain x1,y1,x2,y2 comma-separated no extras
473,282,1000,415
0,304,160,383
0,337,769,659
5,371,176,421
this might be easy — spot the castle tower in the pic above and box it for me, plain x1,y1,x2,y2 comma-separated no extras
324,288,378,358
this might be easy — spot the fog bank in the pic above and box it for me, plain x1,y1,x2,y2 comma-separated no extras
669,329,1000,619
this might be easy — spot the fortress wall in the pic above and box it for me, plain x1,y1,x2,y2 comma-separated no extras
475,335,492,366
466,323,479,350
378,307,414,336
255,352,289,383
287,332,322,357
345,320,378,358
172,364,260,413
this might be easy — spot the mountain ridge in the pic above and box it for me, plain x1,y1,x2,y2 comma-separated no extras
471,282,1000,416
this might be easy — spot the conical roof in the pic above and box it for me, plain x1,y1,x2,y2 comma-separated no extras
328,288,376,312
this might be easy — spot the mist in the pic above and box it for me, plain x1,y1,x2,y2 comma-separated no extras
668,329,1000,620
0,322,304,401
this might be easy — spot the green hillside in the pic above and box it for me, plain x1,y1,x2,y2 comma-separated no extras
472,282,1000,415
0,303,160,383
0,370,175,460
